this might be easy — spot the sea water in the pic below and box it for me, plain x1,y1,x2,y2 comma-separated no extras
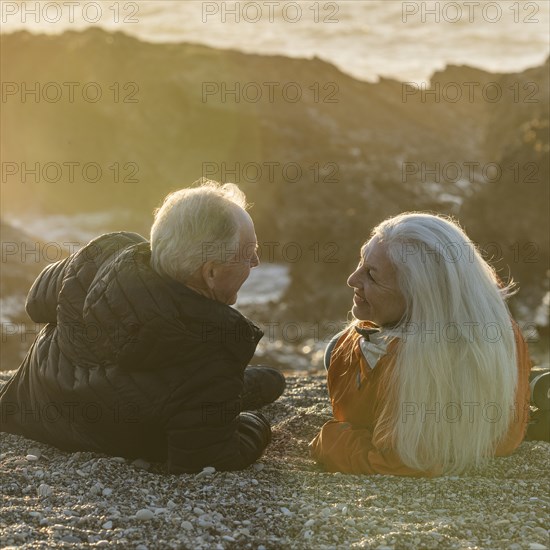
1,0,548,82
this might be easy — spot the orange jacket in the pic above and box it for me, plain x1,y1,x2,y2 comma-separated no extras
310,320,532,476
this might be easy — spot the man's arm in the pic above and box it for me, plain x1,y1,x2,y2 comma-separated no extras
166,408,271,473
164,362,272,474
25,256,72,323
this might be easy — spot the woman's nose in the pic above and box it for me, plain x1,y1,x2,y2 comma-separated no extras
347,268,360,288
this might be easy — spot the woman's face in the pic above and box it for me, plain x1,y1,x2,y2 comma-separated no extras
347,236,407,327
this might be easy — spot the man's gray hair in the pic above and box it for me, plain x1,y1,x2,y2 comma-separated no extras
150,179,248,282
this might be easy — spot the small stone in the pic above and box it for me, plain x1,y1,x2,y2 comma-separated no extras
529,544,547,550
222,536,236,542
27,448,42,459
61,535,81,543
132,458,150,470
26,454,39,462
253,463,264,472
494,519,510,527
102,521,113,529
280,507,292,516
135,545,148,550
37,484,52,497
304,519,315,527
195,466,216,479
96,541,110,547
193,507,205,516
89,483,101,495
102,488,113,497
198,518,213,528
135,509,154,521
181,520,193,530
111,457,126,463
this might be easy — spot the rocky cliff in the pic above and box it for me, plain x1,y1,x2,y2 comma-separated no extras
1,29,548,369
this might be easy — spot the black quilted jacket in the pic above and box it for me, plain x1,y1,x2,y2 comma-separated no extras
0,232,271,473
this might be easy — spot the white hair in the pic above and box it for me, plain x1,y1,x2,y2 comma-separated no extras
368,212,518,474
150,179,248,282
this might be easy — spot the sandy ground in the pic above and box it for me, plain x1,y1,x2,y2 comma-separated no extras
1,370,549,550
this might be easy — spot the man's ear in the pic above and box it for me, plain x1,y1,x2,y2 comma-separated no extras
201,260,217,290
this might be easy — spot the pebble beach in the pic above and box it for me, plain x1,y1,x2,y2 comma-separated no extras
1,370,549,549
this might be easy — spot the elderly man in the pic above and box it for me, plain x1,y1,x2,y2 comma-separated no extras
0,180,285,473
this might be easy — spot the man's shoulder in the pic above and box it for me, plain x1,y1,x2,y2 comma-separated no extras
67,231,147,272
82,232,147,257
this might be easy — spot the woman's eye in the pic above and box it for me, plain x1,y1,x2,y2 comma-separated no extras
366,269,375,282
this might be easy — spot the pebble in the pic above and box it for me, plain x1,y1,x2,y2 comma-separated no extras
89,483,102,495
132,458,150,470
135,509,154,521
1,372,549,550
61,535,81,543
102,488,113,497
26,454,39,462
195,466,216,479
27,448,42,459
198,518,214,528
37,484,52,497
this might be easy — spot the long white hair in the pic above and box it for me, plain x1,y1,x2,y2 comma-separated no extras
150,179,247,282
370,213,518,474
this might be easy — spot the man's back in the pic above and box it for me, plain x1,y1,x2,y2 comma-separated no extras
0,232,272,472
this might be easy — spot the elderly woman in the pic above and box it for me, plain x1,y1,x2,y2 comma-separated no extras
310,213,532,476
0,180,285,473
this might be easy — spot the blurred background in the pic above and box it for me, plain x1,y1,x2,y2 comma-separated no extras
1,0,549,371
